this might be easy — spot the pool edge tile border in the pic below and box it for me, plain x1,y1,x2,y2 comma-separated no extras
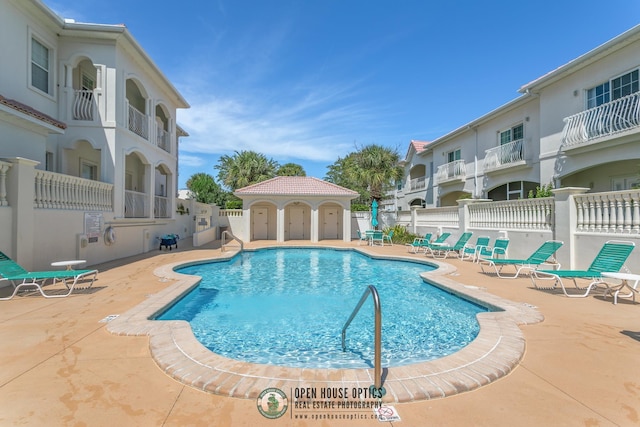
106,246,543,403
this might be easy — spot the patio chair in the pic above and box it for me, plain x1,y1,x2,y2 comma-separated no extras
382,230,394,246
530,240,635,298
369,231,384,246
422,232,452,256
356,230,369,246
426,232,473,258
0,251,98,300
479,240,564,278
473,238,510,263
406,233,433,253
460,236,490,261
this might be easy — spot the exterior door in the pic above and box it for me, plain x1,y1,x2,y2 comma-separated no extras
289,207,305,239
324,208,339,239
253,207,268,240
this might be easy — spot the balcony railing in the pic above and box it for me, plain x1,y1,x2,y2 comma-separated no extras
72,89,94,121
409,176,426,191
484,139,525,172
562,91,640,148
154,195,170,218
128,105,148,140
125,190,148,218
436,160,466,184
156,127,170,153
34,170,113,211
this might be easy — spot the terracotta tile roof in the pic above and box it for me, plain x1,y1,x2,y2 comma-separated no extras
410,140,430,153
234,176,359,197
0,94,67,130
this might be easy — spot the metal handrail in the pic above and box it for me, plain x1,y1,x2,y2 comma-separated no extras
221,230,243,252
341,285,382,391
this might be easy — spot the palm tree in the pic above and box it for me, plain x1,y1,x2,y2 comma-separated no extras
276,162,306,176
215,150,279,191
348,144,403,201
185,172,227,206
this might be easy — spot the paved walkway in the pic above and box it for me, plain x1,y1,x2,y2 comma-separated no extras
1,239,639,426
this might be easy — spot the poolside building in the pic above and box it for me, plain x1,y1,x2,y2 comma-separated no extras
0,0,189,269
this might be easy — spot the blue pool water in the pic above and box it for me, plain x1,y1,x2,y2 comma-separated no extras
157,248,486,369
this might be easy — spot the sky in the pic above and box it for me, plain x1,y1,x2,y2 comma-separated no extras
48,0,640,189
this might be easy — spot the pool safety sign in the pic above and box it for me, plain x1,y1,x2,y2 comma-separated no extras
375,405,401,422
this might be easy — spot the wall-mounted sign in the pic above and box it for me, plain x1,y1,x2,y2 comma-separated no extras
84,212,103,243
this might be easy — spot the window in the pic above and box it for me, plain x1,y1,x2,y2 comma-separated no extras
499,123,523,145
612,175,640,191
45,152,54,172
447,149,461,163
587,69,639,109
31,38,50,94
80,160,98,181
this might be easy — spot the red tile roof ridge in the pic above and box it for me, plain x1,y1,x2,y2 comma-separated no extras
234,176,359,196
0,94,67,130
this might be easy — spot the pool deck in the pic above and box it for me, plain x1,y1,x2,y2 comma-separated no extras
1,239,639,426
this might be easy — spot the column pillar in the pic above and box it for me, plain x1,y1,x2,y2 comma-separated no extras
552,187,589,269
6,158,39,270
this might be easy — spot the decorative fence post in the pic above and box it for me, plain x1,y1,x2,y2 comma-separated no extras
551,187,589,269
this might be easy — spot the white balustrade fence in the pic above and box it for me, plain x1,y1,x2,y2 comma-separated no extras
219,209,243,217
574,189,640,234
468,198,554,230
34,170,113,211
415,206,459,226
562,91,640,148
0,161,11,206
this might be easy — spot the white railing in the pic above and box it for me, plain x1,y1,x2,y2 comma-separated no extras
72,89,94,121
409,176,426,191
34,170,113,211
125,190,148,218
562,91,640,148
219,209,243,217
484,139,525,172
0,161,11,206
156,126,170,153
154,195,169,218
468,197,554,230
574,189,640,234
415,206,459,226
436,160,466,183
128,105,148,139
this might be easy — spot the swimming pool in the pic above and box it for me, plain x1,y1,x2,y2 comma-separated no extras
157,248,487,369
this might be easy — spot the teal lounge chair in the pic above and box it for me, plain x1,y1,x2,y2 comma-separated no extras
531,240,635,298
356,230,369,246
382,230,394,246
461,236,490,261
479,240,564,278
406,233,433,253
427,232,473,258
0,251,98,300
474,238,510,263
422,232,452,256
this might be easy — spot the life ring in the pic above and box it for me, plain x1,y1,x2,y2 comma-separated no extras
104,226,116,246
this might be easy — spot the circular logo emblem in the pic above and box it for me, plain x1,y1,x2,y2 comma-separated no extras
256,388,288,419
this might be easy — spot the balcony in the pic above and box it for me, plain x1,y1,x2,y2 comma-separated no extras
124,190,148,218
436,160,466,185
562,91,640,149
483,139,528,174
154,195,170,218
128,105,149,140
72,90,95,121
156,127,171,153
408,176,426,192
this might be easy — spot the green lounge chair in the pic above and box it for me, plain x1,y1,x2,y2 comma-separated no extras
427,232,473,258
356,230,369,246
382,230,394,246
461,236,490,261
474,238,510,263
422,232,451,256
531,240,635,297
479,240,564,278
406,233,433,253
0,251,98,300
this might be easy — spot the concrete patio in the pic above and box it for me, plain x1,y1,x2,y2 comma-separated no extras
1,239,639,426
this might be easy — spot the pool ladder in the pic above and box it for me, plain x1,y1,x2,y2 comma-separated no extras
341,285,384,395
221,230,243,252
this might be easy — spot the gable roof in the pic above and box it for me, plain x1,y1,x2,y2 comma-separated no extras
234,176,359,197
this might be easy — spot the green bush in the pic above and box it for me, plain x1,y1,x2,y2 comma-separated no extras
351,203,370,212
225,200,243,209
382,225,421,245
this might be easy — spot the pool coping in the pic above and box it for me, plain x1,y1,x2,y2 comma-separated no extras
106,246,543,403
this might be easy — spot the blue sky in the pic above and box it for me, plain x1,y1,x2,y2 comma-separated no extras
48,0,640,188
